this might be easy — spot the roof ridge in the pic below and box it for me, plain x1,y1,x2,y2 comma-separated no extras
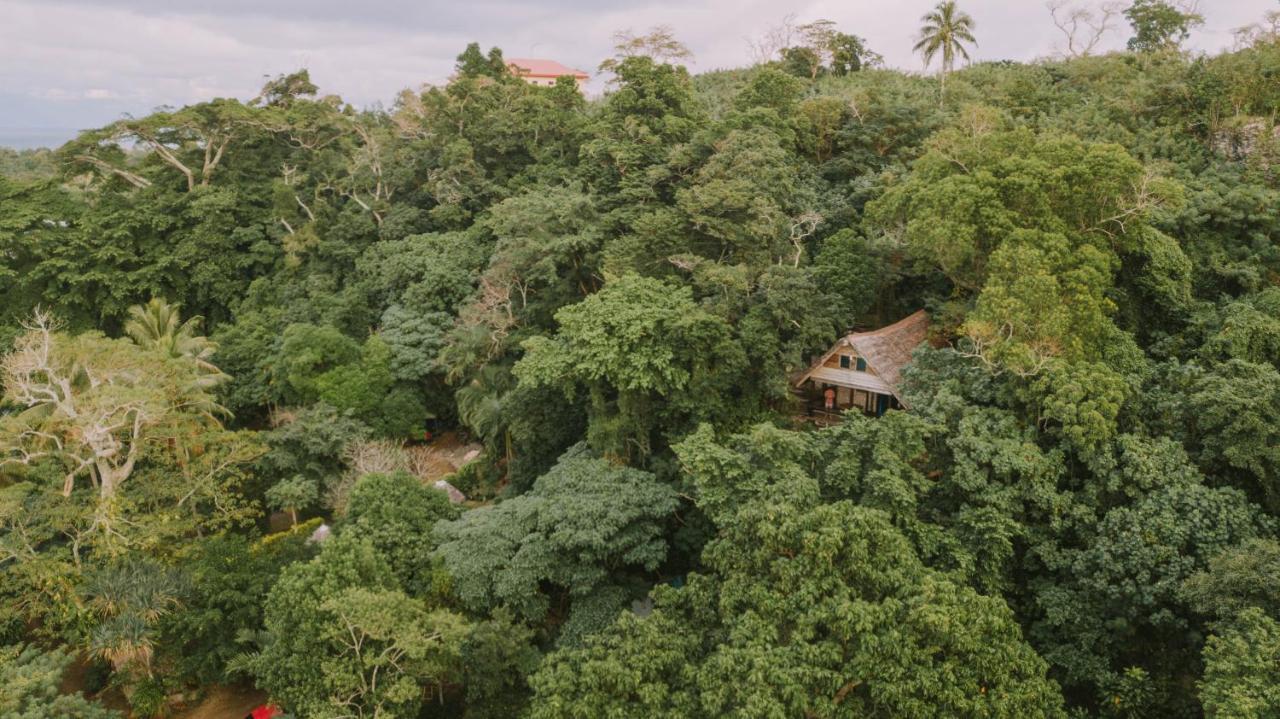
846,309,929,340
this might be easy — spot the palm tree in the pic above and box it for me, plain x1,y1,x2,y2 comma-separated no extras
455,364,515,464
83,559,186,680
125,297,228,389
914,1,977,100
125,297,231,426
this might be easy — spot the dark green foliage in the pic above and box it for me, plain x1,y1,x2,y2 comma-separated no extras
1187,360,1280,511
529,501,1067,718
342,471,460,597
1033,455,1268,714
259,403,369,487
5,28,1280,719
458,609,542,718
158,532,313,686
435,448,678,629
1182,539,1280,623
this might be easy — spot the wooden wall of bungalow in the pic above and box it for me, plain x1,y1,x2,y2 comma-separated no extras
792,310,929,419
797,341,899,416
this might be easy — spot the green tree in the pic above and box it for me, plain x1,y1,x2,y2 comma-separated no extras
1125,0,1204,52
1187,360,1280,512
530,502,1066,718
515,274,745,459
318,587,467,719
1182,539,1280,623
913,1,978,98
124,297,228,389
1,312,229,515
266,476,319,526
157,532,313,686
1033,459,1268,714
457,609,542,719
343,471,460,597
0,644,119,718
81,557,187,681
434,448,678,631
258,403,369,488
251,534,467,717
1199,608,1280,719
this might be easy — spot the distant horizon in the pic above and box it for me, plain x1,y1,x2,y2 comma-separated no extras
0,128,82,150
2,0,1276,150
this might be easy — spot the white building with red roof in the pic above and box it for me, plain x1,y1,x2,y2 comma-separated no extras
506,58,589,90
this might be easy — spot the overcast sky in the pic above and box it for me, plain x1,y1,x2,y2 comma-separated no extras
1,0,1274,146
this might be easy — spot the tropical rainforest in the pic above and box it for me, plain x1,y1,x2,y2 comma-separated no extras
2,1,1280,717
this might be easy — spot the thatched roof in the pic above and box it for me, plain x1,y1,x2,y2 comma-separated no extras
845,310,930,391
794,310,930,400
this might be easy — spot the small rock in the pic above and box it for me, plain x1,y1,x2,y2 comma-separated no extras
308,523,331,544
434,480,466,504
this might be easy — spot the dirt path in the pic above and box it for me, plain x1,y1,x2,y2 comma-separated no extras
173,685,266,719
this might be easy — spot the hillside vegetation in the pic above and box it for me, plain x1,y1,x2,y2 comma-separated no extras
2,6,1280,718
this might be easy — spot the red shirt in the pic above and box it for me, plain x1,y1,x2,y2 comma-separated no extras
251,706,282,719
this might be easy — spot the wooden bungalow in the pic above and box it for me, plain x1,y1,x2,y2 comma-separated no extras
793,310,930,419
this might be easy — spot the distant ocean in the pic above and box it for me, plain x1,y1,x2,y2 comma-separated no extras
0,128,77,150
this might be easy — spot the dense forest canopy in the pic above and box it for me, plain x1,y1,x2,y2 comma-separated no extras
3,2,1280,717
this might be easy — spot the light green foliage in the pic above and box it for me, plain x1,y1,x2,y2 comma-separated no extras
266,476,320,525
1030,359,1130,451
516,274,744,458
343,471,459,597
867,128,1181,445
124,297,228,389
434,448,678,626
1182,539,1280,623
0,314,250,561
253,534,466,718
279,323,362,402
0,644,119,718
316,587,467,719
1199,608,1280,719
869,129,1178,365
1188,360,1280,511
279,326,429,437
1125,0,1203,52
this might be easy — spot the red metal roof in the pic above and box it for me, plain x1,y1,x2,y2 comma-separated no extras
506,58,589,79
